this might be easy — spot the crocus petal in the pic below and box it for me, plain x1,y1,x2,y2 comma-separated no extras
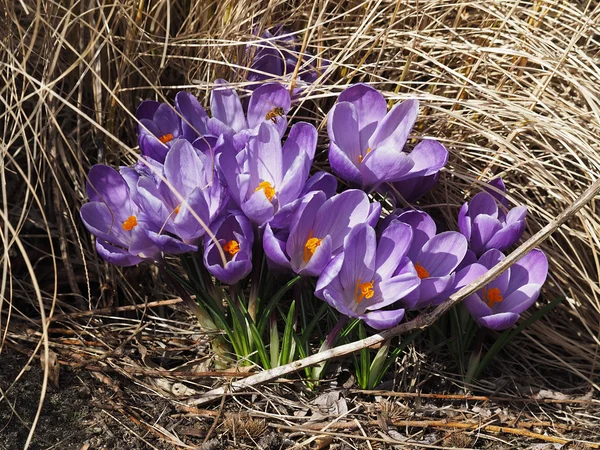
417,231,467,277
485,221,526,253
469,192,499,218
495,283,541,315
339,224,376,291
366,202,382,227
457,202,471,240
485,178,508,208
408,274,455,308
395,210,436,261
506,205,527,224
210,79,247,132
207,259,252,285
376,261,420,309
96,239,143,266
145,230,198,254
247,82,291,136
173,187,211,242
478,312,520,331
302,171,338,198
248,122,283,189
405,139,449,177
286,192,325,267
175,91,208,141
315,253,344,298
278,152,310,207
129,227,160,259
153,103,181,137
328,141,363,185
136,177,172,231
164,140,207,199
327,102,362,166
80,202,128,247
375,221,413,280
312,190,371,251
368,99,418,151
453,262,488,290
361,308,405,330
86,165,131,213
297,235,333,277
242,189,276,225
282,122,317,172
470,215,503,255
507,249,548,292
136,100,160,121
338,84,388,150
360,147,414,190
463,292,492,320
263,224,292,270
477,249,510,294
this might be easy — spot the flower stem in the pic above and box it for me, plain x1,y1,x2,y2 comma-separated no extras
464,327,487,388
248,229,264,322
311,316,348,381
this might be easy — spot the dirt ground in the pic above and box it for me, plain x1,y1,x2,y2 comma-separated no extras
1,347,599,450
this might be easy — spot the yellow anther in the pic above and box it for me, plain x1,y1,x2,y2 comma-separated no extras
158,133,174,144
223,240,240,257
485,287,504,308
122,215,138,231
255,181,276,202
174,205,181,215
303,231,323,263
415,263,430,279
354,278,375,304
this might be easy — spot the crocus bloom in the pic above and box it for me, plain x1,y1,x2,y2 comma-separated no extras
463,248,548,330
219,121,317,226
391,210,468,308
136,140,226,246
136,100,183,164
387,139,448,202
327,84,417,191
80,165,161,266
209,80,291,148
458,180,527,256
204,211,254,285
246,26,327,90
315,222,420,330
263,189,381,277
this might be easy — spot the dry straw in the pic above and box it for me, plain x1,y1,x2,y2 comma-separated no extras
2,0,600,445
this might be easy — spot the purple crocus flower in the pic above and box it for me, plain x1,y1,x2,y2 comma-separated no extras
80,165,161,266
458,179,527,256
218,121,316,226
204,211,254,285
463,248,548,330
209,80,291,149
387,139,448,202
315,222,420,330
136,100,183,164
246,26,327,90
327,84,418,191
391,210,468,308
263,190,381,277
135,140,226,247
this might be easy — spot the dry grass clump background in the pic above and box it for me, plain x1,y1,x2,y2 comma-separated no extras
2,0,600,448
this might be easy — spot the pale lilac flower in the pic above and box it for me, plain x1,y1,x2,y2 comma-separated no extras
463,248,548,330
315,222,420,330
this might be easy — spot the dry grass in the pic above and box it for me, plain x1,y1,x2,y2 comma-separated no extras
2,0,600,447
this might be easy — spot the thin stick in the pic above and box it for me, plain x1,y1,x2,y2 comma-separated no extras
188,176,600,406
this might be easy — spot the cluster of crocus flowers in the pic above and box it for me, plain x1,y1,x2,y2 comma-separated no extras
81,78,548,333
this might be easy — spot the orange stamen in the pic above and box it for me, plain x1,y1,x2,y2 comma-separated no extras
303,231,322,263
174,205,181,215
158,133,174,144
415,263,430,279
122,215,138,231
485,287,504,308
255,181,276,202
354,278,375,304
358,147,372,164
223,240,240,257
